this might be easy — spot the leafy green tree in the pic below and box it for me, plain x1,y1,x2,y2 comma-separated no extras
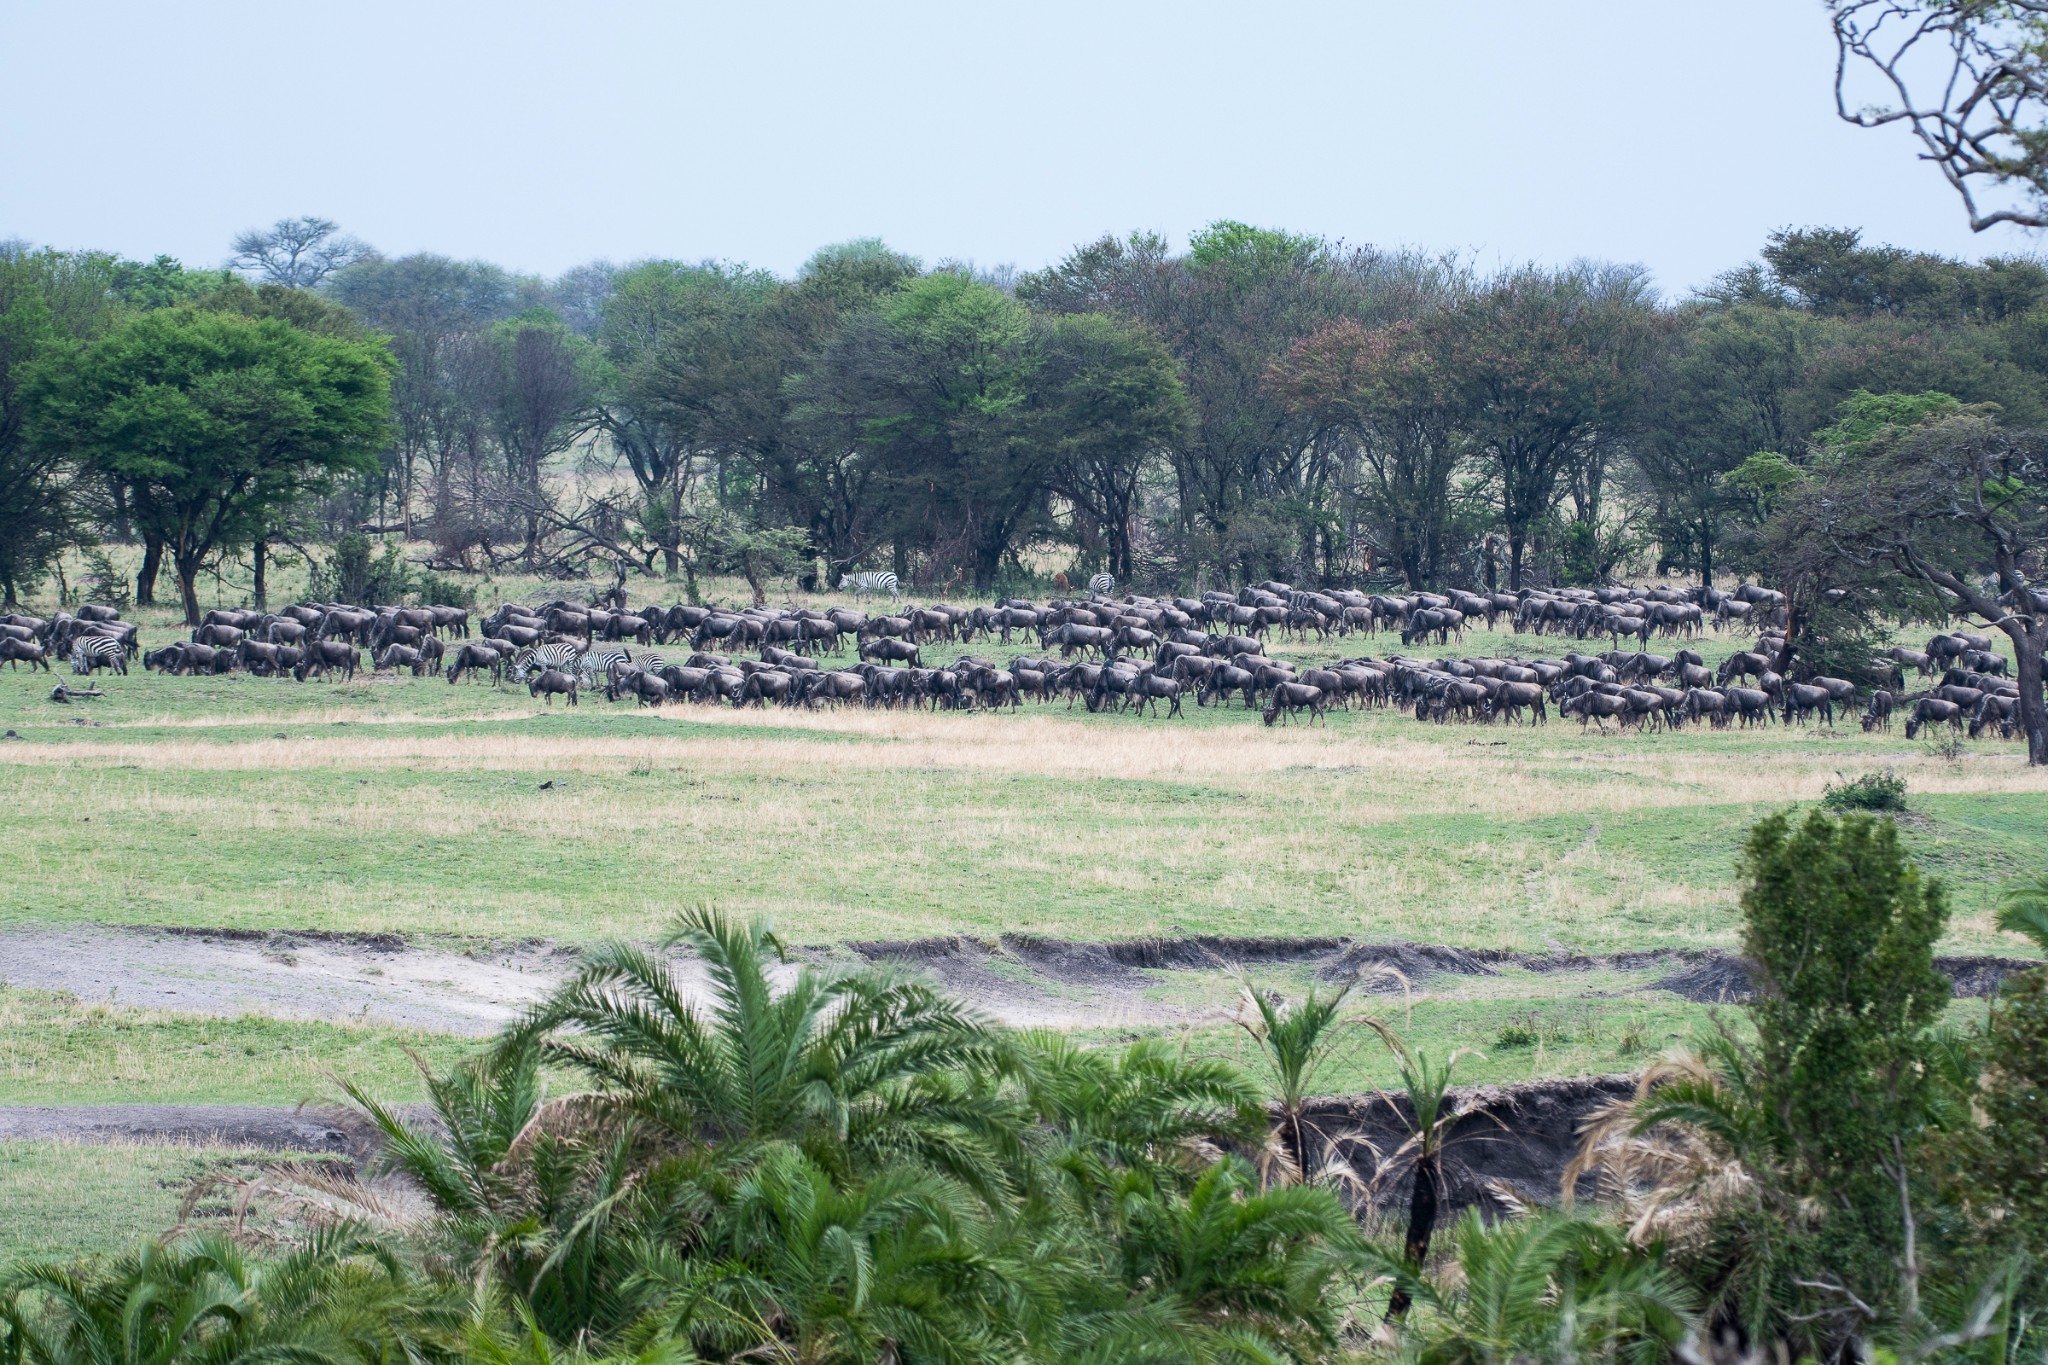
32,307,391,623
1584,811,1958,1356
0,248,124,604
597,262,777,577
486,312,596,565
1444,265,1654,589
1774,393,2048,761
1035,312,1189,582
801,273,1044,591
1632,304,1811,586
1740,811,1950,1197
1271,315,1471,589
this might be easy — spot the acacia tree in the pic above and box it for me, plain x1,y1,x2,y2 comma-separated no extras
1633,305,1812,586
35,308,391,623
806,272,1046,592
1271,316,1470,590
1444,266,1652,589
1830,1,2048,231
1790,399,2048,763
1036,311,1189,581
598,261,777,577
229,216,376,288
0,248,121,604
488,313,594,566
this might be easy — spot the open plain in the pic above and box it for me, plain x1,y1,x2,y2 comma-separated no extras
2,600,2043,1258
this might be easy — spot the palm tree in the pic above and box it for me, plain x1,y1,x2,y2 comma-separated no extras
1234,980,1367,1186
0,1229,452,1365
627,1147,1029,1365
1380,1209,1696,1365
1995,871,2048,953
505,908,1027,1202
1361,1021,1480,1322
1100,1155,1365,1365
1023,1033,1265,1205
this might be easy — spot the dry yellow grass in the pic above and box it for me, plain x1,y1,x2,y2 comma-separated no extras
10,706,2042,823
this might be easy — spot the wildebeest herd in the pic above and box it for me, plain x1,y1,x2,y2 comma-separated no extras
1,579,2033,741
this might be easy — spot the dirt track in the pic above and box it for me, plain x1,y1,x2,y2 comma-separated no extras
0,925,2031,1038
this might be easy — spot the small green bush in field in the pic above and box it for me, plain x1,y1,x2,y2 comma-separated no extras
1821,768,1907,812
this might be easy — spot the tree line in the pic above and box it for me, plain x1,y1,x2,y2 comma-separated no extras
5,218,2048,616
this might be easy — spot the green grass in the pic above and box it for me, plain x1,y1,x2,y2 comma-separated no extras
0,988,470,1106
0,1142,349,1262
3,646,2044,950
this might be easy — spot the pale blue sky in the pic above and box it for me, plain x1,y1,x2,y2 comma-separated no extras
2,0,2037,295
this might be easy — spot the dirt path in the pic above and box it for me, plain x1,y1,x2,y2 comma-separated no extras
0,925,2032,1038
0,926,567,1034
0,1104,368,1155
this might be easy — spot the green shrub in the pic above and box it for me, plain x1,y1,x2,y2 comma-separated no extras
1820,768,1906,812
1494,1016,1540,1049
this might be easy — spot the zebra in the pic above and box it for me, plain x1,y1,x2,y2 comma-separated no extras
577,648,633,685
840,571,901,601
70,636,129,676
1088,573,1116,597
510,642,582,683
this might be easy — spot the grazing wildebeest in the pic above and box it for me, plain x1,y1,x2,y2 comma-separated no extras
293,639,359,682
859,637,922,667
1486,681,1548,725
1781,683,1836,726
1904,697,1965,739
528,668,578,705
0,638,49,671
1561,691,1629,732
446,642,503,685
1262,681,1325,726
607,670,671,706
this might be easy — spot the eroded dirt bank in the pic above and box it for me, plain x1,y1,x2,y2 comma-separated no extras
0,925,2031,1035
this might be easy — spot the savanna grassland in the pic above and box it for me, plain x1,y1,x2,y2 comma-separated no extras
2,578,2044,1261
3,614,2042,948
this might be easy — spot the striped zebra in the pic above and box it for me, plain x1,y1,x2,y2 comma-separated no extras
1087,573,1116,596
510,642,581,682
840,571,901,601
577,648,634,685
70,636,129,676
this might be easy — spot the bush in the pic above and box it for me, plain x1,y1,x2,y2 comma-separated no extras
307,532,474,609
1494,1017,1541,1049
1821,768,1907,812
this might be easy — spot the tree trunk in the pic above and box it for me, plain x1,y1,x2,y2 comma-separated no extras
1699,529,1714,590
174,554,202,627
2009,626,2048,767
252,538,268,611
136,535,163,607
401,447,416,541
1507,530,1526,591
1384,1150,1440,1322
